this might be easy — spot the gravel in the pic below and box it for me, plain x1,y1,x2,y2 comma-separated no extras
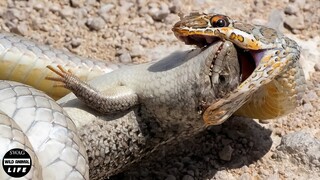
0,0,319,179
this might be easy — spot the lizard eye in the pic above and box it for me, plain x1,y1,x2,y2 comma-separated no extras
210,15,229,27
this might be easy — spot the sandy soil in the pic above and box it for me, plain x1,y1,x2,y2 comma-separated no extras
0,0,319,179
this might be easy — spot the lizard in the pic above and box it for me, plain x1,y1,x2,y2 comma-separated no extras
43,12,306,177
0,35,241,179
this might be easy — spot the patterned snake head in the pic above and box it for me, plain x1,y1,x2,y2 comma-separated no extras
173,12,306,126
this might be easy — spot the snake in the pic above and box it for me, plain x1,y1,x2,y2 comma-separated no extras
0,12,306,179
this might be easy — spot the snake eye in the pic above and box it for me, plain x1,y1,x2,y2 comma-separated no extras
210,15,230,28
216,19,226,27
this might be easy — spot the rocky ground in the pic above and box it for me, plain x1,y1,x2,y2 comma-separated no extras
0,0,319,179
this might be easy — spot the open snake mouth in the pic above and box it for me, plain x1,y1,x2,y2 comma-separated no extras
180,35,264,82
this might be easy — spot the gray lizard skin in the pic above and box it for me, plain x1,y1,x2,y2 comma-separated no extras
50,41,241,178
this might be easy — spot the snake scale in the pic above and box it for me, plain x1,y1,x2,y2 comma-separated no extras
0,12,306,179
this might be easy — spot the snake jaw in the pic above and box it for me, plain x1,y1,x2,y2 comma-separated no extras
173,13,305,126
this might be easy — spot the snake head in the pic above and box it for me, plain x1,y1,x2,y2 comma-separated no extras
172,13,278,50
172,13,233,48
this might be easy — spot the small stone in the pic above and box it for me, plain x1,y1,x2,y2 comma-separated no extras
148,2,170,21
5,9,27,21
278,131,320,164
70,0,84,8
284,4,299,15
169,0,182,13
303,102,313,112
165,13,180,24
5,21,16,31
60,7,74,18
86,17,106,31
144,14,154,24
267,173,280,180
218,145,234,161
33,2,45,11
165,175,176,180
49,3,61,13
10,22,29,36
98,4,115,16
71,38,81,48
239,173,251,180
187,170,194,177
119,52,132,63
314,64,320,72
267,9,284,31
306,91,318,100
130,44,144,57
182,175,194,180
181,157,191,164
294,0,306,8
221,138,232,146
284,14,305,30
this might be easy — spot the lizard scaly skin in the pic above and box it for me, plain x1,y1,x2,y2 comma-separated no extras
172,13,306,125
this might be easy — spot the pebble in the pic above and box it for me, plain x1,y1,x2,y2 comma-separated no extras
266,173,280,180
119,52,132,63
60,7,74,18
71,38,82,48
130,44,144,57
5,8,27,21
165,175,176,180
303,102,313,112
314,63,320,72
33,1,45,11
169,0,183,13
70,0,84,8
148,2,170,21
49,3,61,13
284,4,299,15
182,175,194,180
278,131,320,165
86,17,106,31
239,173,251,180
165,13,180,24
186,170,194,177
10,22,29,36
284,14,305,30
221,138,233,146
219,145,234,161
267,9,284,31
98,4,115,16
294,0,306,8
306,91,318,100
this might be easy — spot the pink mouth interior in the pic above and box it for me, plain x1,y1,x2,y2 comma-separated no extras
250,50,265,66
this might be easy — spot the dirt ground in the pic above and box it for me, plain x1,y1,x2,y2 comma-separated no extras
0,0,319,179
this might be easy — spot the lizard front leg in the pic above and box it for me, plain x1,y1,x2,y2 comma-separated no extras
46,65,139,114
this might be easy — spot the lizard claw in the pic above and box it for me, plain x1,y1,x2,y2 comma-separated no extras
46,65,73,88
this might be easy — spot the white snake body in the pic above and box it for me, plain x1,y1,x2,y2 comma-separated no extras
0,81,89,179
